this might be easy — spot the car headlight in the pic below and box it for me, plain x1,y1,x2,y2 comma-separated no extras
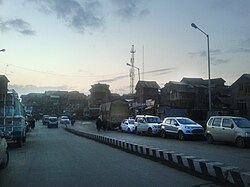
246,132,250,137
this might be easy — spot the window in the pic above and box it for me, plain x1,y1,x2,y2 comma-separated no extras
164,119,171,124
207,118,214,126
222,118,233,128
171,119,178,125
212,118,221,127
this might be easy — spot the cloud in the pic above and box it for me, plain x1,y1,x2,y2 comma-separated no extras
27,0,104,33
98,74,128,83
189,49,222,58
0,18,35,35
111,0,150,21
212,58,229,65
230,47,250,54
9,84,73,96
145,68,174,76
97,68,174,83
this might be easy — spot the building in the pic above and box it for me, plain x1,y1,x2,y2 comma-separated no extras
87,83,111,119
230,74,250,119
135,81,160,115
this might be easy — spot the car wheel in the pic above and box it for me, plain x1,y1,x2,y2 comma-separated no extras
161,130,166,138
178,131,185,140
127,128,130,133
206,134,214,144
0,151,9,169
147,128,152,136
135,127,139,135
235,137,245,148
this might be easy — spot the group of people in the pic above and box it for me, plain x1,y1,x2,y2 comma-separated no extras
96,115,107,131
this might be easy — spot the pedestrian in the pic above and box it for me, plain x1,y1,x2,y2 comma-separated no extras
102,117,107,131
96,115,102,131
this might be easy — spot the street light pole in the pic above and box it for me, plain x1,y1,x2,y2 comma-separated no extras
191,23,212,112
126,63,140,81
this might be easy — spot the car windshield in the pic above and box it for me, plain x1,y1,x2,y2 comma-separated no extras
146,117,161,123
177,118,196,125
233,118,250,128
49,118,57,122
128,119,135,124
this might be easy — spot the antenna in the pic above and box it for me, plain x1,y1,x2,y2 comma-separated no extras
129,45,136,94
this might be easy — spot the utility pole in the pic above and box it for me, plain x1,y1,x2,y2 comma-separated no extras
129,45,136,94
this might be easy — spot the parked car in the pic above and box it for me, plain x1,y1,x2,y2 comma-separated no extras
205,116,250,148
160,117,204,140
134,115,161,135
59,116,70,125
47,117,58,128
120,119,135,133
42,115,50,125
0,131,9,169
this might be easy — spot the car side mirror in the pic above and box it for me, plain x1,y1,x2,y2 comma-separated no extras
231,124,234,129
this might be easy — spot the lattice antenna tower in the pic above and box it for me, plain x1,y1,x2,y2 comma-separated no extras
129,45,136,94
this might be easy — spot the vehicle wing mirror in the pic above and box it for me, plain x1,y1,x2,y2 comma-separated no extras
231,124,234,129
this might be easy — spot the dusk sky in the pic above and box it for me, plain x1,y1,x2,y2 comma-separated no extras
0,0,250,96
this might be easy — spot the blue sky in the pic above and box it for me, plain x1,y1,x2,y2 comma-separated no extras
0,0,249,96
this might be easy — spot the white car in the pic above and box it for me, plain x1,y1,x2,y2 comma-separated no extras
47,117,58,128
135,115,162,135
60,116,70,125
120,119,135,133
160,117,204,140
0,131,9,169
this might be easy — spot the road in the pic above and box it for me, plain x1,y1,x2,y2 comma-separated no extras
0,122,215,187
74,121,250,171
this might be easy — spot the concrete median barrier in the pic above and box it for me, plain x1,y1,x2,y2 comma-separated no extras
65,127,250,187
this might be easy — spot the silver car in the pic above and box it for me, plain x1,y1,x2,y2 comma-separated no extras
160,117,204,140
120,119,135,133
0,131,9,169
205,116,250,148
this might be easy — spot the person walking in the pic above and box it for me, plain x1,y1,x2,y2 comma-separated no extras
96,115,102,131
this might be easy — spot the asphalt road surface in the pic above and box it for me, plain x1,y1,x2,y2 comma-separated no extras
0,122,217,187
75,121,250,171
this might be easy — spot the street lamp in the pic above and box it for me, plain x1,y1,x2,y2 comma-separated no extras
126,63,140,81
191,23,212,113
0,49,5,52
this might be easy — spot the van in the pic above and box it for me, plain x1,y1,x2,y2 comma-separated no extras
134,115,161,135
205,116,250,148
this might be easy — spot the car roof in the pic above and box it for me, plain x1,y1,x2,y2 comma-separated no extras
164,117,189,120
209,116,245,119
136,115,159,118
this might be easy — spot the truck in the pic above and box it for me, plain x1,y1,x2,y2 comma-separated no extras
0,90,26,147
100,100,129,130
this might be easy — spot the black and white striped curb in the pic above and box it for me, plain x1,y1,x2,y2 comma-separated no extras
65,127,250,187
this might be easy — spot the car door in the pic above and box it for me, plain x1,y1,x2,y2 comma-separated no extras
137,117,144,132
221,118,235,142
210,118,223,141
171,119,179,134
162,119,171,133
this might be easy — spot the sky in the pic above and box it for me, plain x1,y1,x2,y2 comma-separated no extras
0,0,250,96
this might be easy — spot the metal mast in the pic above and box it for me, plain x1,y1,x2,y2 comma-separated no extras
129,45,136,94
